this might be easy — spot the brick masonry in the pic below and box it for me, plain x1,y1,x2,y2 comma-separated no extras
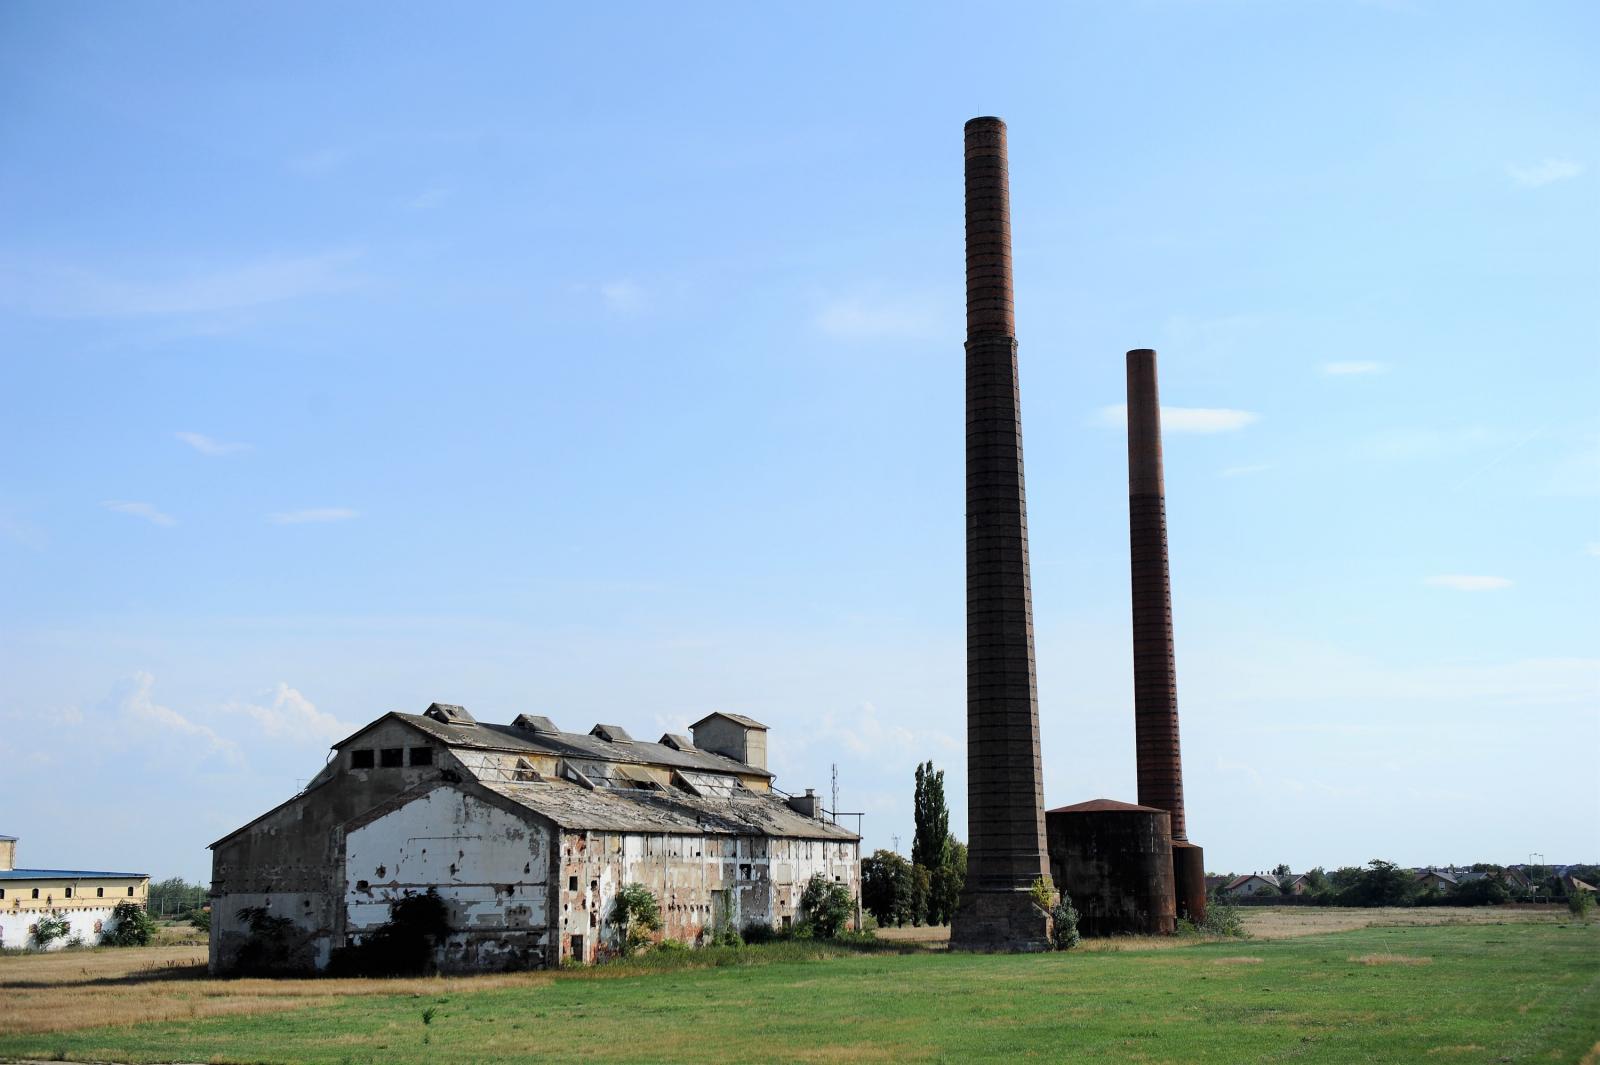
951,117,1052,952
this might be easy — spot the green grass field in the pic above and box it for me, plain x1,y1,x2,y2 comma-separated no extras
2,921,1595,1063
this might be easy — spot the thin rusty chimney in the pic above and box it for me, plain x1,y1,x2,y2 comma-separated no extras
950,116,1053,952
1125,348,1205,920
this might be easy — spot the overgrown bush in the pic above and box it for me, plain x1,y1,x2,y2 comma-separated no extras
1197,897,1248,938
1569,891,1595,920
800,874,855,939
611,882,662,955
1028,875,1056,912
189,909,211,933
102,901,157,947
233,906,310,975
1051,894,1080,950
29,916,70,949
328,890,451,976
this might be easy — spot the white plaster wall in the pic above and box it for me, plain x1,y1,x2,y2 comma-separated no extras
0,905,124,950
344,789,549,935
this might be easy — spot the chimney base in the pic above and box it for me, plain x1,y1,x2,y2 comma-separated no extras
949,888,1053,953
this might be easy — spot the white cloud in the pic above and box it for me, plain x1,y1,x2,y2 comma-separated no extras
1586,543,1600,558
225,683,350,743
1322,361,1386,375
1507,159,1584,188
1095,404,1260,433
2,251,361,318
175,431,249,456
269,507,358,525
814,296,944,341
116,671,238,759
102,501,176,527
1425,575,1512,591
1221,464,1273,478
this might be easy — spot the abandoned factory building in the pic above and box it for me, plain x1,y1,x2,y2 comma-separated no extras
209,704,859,973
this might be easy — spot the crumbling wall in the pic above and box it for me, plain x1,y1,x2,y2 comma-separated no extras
556,831,860,962
344,785,552,972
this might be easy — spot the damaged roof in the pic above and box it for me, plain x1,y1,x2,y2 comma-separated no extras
478,778,858,841
384,712,774,779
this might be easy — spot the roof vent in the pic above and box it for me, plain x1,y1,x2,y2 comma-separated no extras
590,723,633,744
659,733,696,751
424,703,476,726
512,714,561,735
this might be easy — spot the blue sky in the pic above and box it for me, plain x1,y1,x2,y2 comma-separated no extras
1,1,1594,883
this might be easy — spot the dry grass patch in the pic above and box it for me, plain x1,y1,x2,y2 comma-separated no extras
0,944,556,1036
1213,956,1264,965
1425,1047,1485,1055
1350,953,1432,966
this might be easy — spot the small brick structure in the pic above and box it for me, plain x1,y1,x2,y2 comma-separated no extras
1045,800,1176,936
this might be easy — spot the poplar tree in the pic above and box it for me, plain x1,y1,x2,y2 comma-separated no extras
912,761,950,872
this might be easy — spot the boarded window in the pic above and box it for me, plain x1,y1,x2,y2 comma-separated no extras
409,747,433,767
351,749,375,769
380,748,404,768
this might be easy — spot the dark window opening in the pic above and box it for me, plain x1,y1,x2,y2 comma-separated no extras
568,876,578,891
782,915,792,930
570,933,585,961
409,746,433,767
64,887,73,898
127,886,135,896
513,758,538,782
351,749,375,769
739,863,752,879
97,887,104,898
31,888,40,899
0,889,5,899
380,747,404,768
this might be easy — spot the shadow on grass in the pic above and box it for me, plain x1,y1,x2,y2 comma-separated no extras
0,961,210,991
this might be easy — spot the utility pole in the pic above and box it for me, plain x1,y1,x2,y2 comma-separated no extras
831,764,839,825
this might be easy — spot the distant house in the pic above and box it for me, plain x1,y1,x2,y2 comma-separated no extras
1563,876,1596,895
0,835,149,950
1221,873,1281,898
1501,867,1535,893
1414,869,1461,892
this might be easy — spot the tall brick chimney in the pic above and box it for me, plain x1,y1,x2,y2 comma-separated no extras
950,117,1053,952
1125,348,1205,920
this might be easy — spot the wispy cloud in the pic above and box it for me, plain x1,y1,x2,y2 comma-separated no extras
1425,575,1512,591
1586,543,1600,558
225,682,350,743
115,671,237,759
814,295,946,341
1507,159,1584,188
269,507,359,525
2,251,361,318
400,187,451,210
102,501,176,527
1221,463,1273,478
1095,405,1260,433
175,431,249,456
600,279,646,313
1322,361,1386,376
